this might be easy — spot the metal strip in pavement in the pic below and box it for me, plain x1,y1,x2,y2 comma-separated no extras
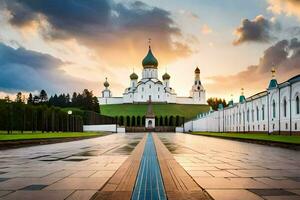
131,133,167,200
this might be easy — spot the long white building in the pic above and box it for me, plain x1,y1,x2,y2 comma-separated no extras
183,69,300,135
99,44,206,105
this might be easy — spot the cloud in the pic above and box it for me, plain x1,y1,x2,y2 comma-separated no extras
206,38,300,97
2,0,192,67
267,0,300,20
201,24,213,35
0,42,92,94
233,15,278,45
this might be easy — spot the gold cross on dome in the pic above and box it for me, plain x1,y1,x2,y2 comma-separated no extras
271,67,276,78
148,38,151,46
241,88,244,95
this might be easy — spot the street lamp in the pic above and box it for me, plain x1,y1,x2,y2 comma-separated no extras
68,110,72,132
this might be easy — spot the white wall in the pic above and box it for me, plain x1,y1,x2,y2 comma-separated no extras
181,76,300,134
98,97,123,105
83,124,117,132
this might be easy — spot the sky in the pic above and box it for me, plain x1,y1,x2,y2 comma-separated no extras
0,0,299,102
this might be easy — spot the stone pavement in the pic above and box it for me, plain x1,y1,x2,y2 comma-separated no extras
1,132,300,200
0,133,144,200
158,133,300,200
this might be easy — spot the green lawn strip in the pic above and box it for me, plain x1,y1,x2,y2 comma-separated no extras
191,132,300,144
0,132,105,141
100,104,209,120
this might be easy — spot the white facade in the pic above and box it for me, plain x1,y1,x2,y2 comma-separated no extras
99,46,206,105
182,74,300,135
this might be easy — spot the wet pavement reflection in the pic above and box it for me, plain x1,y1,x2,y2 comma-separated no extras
157,133,300,200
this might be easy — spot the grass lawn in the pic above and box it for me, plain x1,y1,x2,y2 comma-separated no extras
0,131,105,141
191,132,300,144
101,104,209,120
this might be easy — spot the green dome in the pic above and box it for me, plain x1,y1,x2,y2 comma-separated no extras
162,72,170,80
142,47,158,68
130,72,138,80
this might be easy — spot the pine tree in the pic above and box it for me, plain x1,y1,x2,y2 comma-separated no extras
27,93,33,104
16,92,23,103
40,90,48,103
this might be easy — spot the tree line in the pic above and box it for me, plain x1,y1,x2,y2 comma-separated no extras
13,89,100,113
0,100,83,133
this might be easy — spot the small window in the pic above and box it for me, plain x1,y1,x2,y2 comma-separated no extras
262,105,265,120
247,109,249,122
142,87,144,92
149,85,151,89
296,96,300,114
295,123,298,130
141,95,143,99
158,95,160,99
273,124,275,130
283,98,287,117
285,123,288,130
258,125,260,130
263,124,265,131
253,125,254,130
158,87,160,91
273,100,276,118
256,107,259,121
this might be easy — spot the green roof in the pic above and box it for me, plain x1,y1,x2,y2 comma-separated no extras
268,79,278,89
239,95,246,103
142,47,158,68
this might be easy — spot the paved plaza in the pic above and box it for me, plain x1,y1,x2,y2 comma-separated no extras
158,133,300,200
0,133,299,200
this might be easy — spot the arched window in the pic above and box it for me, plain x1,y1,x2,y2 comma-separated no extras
262,105,265,120
252,109,254,122
283,98,287,117
296,96,300,115
256,106,259,121
247,109,249,122
273,100,276,118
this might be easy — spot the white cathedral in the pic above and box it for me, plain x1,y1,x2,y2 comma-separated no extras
99,45,206,105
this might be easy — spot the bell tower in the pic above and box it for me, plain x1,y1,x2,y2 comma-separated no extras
190,67,206,104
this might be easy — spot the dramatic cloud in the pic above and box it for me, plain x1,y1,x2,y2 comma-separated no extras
207,38,300,97
2,0,192,67
267,0,300,20
233,15,278,45
0,43,91,94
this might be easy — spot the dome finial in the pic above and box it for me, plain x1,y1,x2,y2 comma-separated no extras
271,67,276,78
148,38,151,49
241,88,244,95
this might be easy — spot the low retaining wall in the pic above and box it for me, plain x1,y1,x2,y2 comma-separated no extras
83,124,118,132
125,126,175,132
